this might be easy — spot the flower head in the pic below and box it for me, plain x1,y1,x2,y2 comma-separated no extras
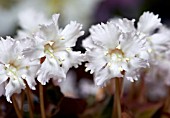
23,14,85,85
0,37,40,102
83,21,149,86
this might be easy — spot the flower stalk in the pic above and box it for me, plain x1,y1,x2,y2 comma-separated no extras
12,95,22,118
39,83,46,118
25,82,34,118
113,78,122,118
20,90,25,116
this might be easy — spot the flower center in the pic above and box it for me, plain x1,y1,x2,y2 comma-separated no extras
106,45,126,62
44,41,63,65
5,63,18,80
108,48,124,60
105,46,130,72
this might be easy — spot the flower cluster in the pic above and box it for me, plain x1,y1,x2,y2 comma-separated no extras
0,13,84,102
83,11,170,86
83,20,148,86
0,10,170,103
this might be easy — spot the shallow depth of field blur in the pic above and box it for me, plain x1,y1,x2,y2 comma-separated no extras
1,0,170,118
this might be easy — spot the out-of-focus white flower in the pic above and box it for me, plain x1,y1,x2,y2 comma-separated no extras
58,70,78,98
0,37,40,103
16,8,50,39
79,79,99,98
144,32,170,100
0,7,18,36
154,58,170,86
51,0,101,30
23,14,85,85
83,21,149,86
0,0,49,36
145,64,168,101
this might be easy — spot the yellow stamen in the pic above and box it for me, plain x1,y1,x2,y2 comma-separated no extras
48,41,54,46
66,48,71,52
60,37,65,40
116,44,121,49
118,67,123,71
148,49,152,53
107,62,111,67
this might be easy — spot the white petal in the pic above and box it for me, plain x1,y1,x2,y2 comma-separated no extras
0,37,15,64
61,50,85,72
52,14,60,32
82,36,98,51
60,21,84,47
149,26,170,53
23,44,45,60
110,18,136,33
121,32,147,57
89,22,120,49
129,57,148,69
94,67,111,86
37,24,57,41
5,78,25,103
17,37,35,52
53,49,85,73
19,59,40,90
109,63,123,77
137,11,162,35
138,50,150,60
0,65,8,84
37,56,66,85
85,49,107,73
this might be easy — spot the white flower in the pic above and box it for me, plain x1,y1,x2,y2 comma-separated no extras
83,22,149,86
16,8,50,39
0,37,40,102
23,14,85,85
137,12,170,62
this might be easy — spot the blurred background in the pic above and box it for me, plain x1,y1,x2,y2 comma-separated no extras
1,0,170,118
1,0,170,37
